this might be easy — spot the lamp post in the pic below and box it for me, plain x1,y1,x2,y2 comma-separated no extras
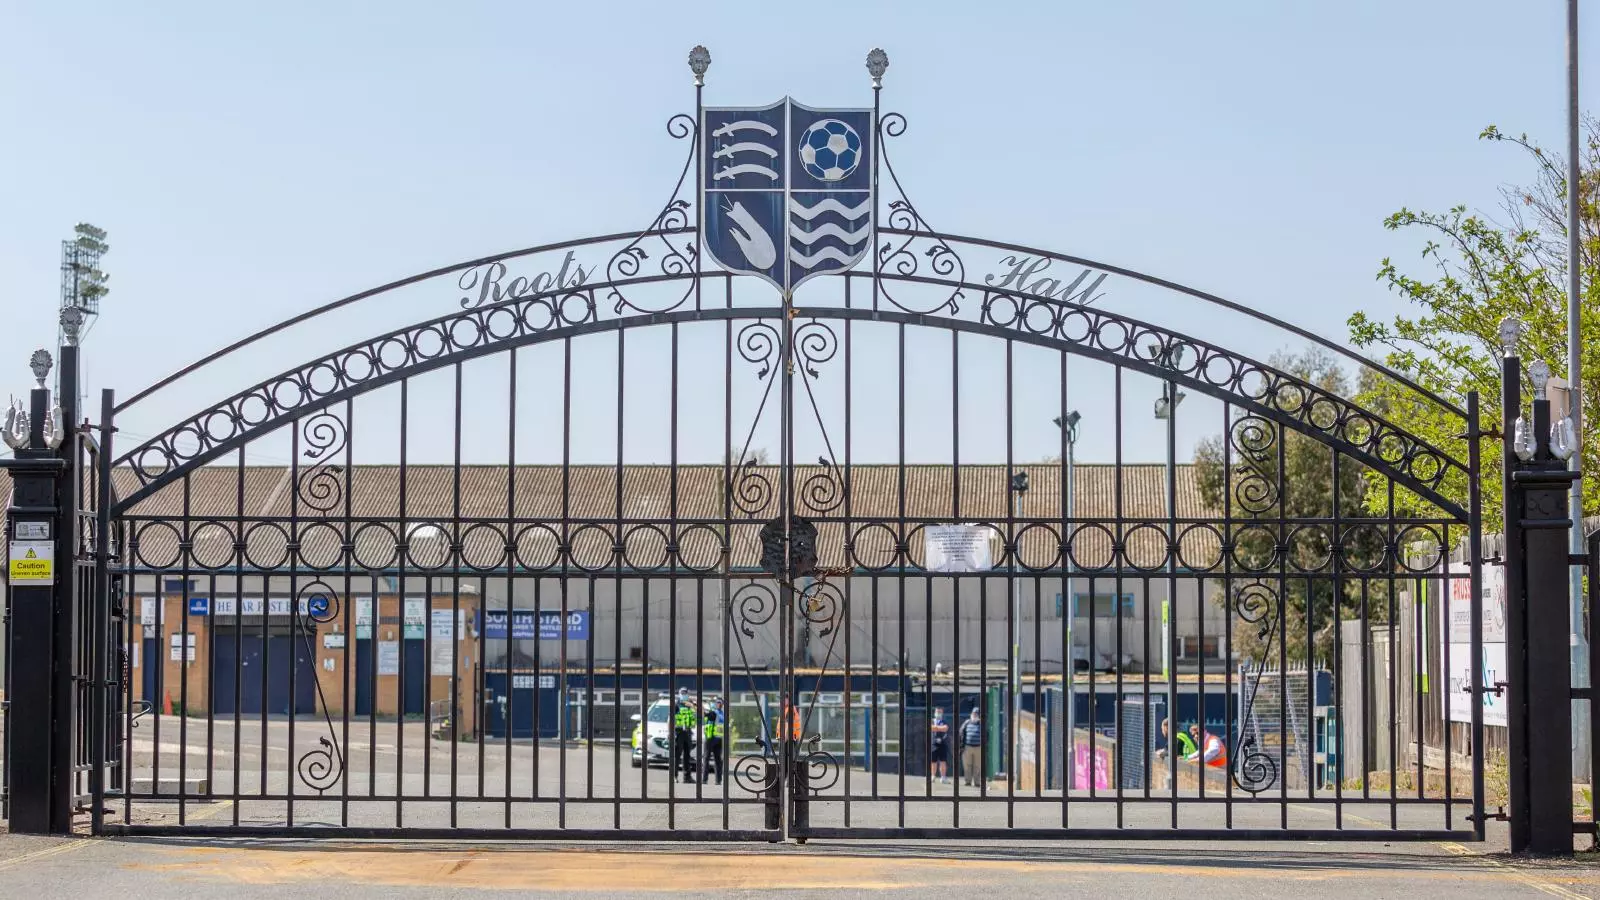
1053,410,1081,786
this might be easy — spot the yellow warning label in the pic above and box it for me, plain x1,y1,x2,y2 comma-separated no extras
8,541,53,584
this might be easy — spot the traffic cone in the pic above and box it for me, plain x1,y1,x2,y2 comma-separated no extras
163,691,172,716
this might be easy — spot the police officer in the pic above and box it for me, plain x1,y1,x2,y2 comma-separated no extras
701,697,726,784
672,687,698,783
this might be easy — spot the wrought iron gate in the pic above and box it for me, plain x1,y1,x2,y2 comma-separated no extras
56,48,1490,842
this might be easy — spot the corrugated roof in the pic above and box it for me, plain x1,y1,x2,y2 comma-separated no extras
11,463,1218,573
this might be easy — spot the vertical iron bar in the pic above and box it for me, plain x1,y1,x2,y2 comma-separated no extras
897,321,906,827
452,362,464,825
340,398,353,826
90,390,115,834
1331,449,1344,829
1058,348,1069,828
1113,366,1124,829
397,378,409,827
505,348,517,828
1465,390,1488,837
1004,337,1016,827
179,477,191,826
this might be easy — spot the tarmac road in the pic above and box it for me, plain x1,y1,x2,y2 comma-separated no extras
0,830,1595,898
0,714,1575,896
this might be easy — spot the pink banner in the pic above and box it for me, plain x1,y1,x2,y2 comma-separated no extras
1073,738,1112,790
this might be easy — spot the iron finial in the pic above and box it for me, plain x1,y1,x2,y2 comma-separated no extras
866,48,889,88
60,306,84,346
29,349,51,389
1497,317,1524,357
1529,358,1551,400
688,45,711,86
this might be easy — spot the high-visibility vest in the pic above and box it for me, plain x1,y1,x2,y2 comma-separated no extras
1174,731,1197,757
776,707,801,740
674,703,696,729
703,713,724,739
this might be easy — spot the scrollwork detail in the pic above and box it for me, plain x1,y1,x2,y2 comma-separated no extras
874,112,965,315
295,411,347,513
606,113,700,314
291,579,345,794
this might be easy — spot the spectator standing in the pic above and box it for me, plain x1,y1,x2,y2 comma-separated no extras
929,707,951,784
960,707,984,787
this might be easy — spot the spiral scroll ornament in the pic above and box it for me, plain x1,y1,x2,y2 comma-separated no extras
1230,579,1284,795
799,749,841,794
731,582,778,639
291,579,345,794
1233,739,1279,795
295,411,348,513
732,754,779,794
1229,414,1279,516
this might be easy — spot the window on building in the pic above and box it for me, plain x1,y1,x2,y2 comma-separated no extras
1055,592,1137,618
1176,634,1226,661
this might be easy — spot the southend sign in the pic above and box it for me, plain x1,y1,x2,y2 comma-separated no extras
480,609,590,641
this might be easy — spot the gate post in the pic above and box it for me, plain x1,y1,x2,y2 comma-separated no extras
763,759,782,831
2,349,73,834
791,745,810,838
1502,332,1581,855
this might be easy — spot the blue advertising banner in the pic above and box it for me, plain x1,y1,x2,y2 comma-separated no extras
480,610,589,641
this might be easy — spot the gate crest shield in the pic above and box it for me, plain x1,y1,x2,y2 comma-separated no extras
702,99,873,293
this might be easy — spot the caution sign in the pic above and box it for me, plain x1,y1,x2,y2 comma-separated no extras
8,540,54,585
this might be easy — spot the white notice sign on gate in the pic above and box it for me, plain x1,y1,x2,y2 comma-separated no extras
924,524,993,573
1445,569,1508,728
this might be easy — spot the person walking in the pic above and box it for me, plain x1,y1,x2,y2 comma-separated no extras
929,707,951,784
701,697,726,785
672,687,698,783
959,706,984,788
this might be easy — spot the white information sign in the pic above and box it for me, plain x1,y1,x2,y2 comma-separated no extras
169,632,196,662
430,609,455,675
923,524,993,573
1445,569,1508,728
403,598,426,639
377,640,401,675
356,597,373,639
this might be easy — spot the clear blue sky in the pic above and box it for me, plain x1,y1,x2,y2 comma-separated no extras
1,1,1590,470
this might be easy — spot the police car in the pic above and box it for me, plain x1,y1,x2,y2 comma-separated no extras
629,695,716,768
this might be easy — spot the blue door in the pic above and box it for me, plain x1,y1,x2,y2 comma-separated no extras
403,638,425,715
537,683,560,738
141,636,160,709
482,674,537,739
265,635,317,715
354,639,373,716
213,630,267,716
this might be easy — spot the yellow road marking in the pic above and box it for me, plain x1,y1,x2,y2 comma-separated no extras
0,839,91,873
1438,842,1593,900
185,799,235,822
1288,802,1592,899
123,846,1593,892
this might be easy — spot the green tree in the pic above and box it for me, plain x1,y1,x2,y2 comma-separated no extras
1348,120,1600,528
1194,348,1389,666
